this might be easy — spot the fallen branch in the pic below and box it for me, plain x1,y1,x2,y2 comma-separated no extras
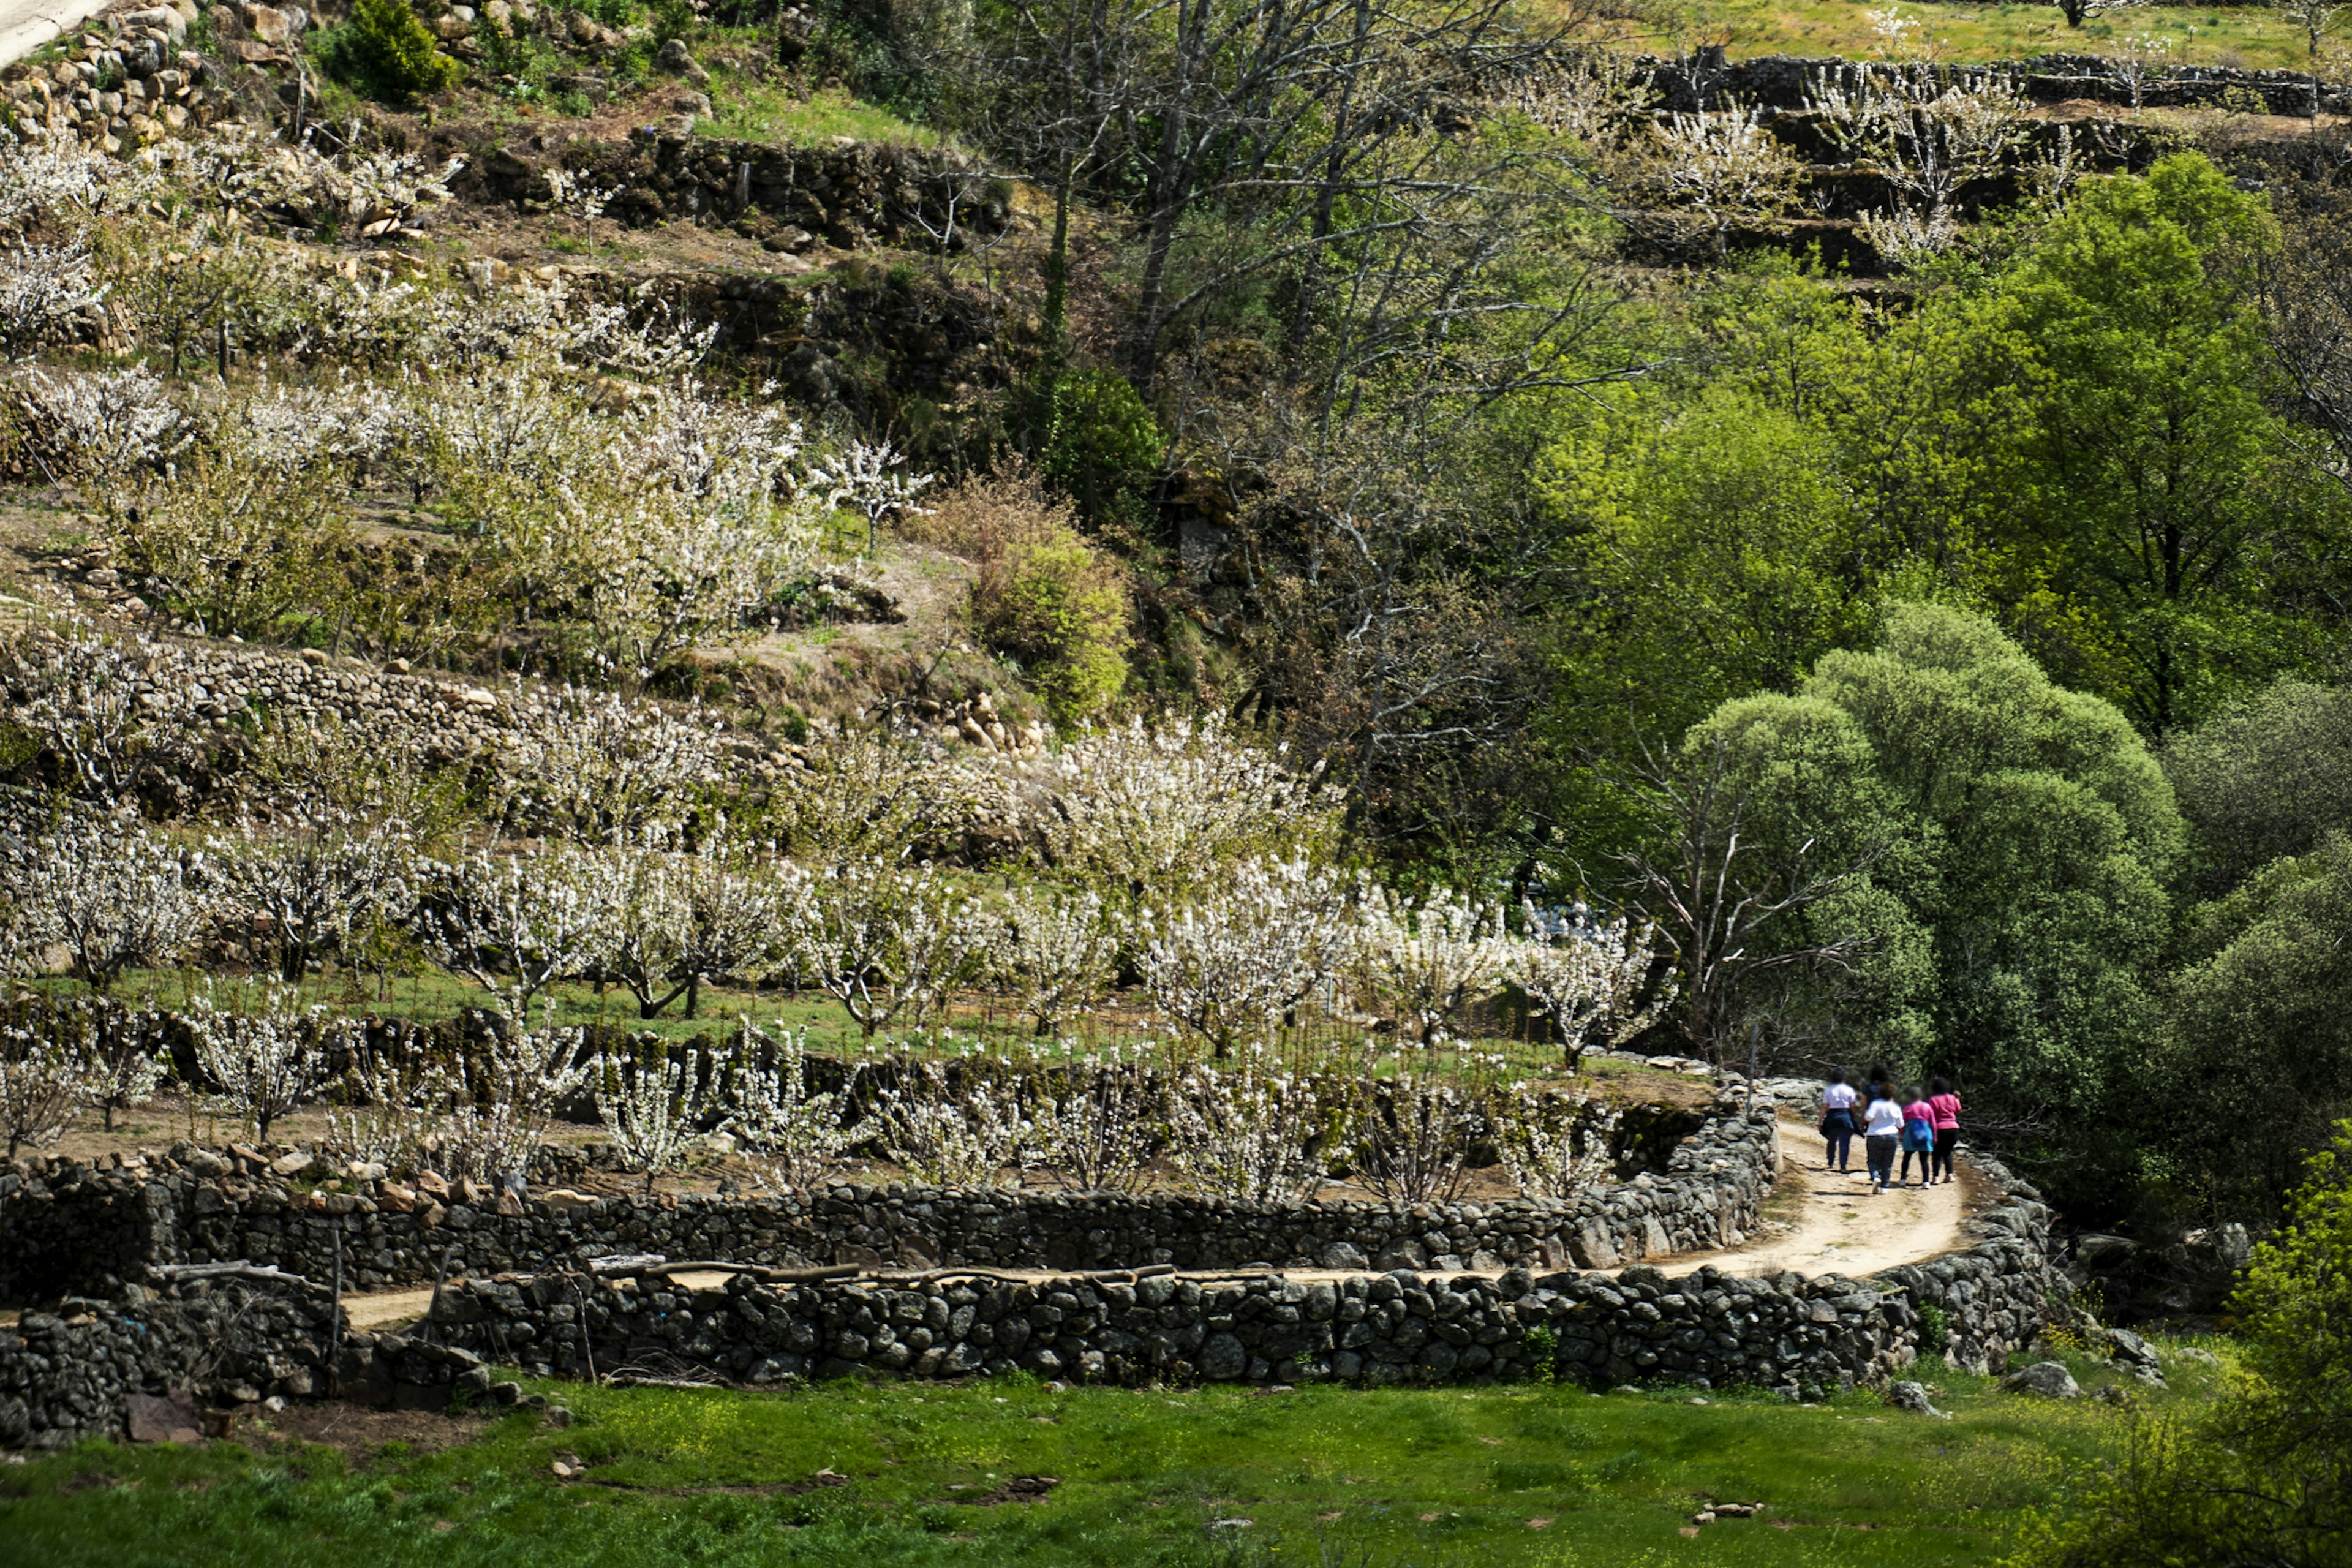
148,1261,326,1294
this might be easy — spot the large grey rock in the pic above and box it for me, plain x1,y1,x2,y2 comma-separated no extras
1200,1333,1246,1380
1887,1381,1950,1420
2000,1362,2081,1399
1321,1241,1370,1270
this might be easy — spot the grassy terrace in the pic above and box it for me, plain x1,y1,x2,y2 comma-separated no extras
1596,0,2328,70
0,1344,2225,1567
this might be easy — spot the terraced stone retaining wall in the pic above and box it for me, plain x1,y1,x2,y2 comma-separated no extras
0,1102,1775,1302
1635,49,2345,117
0,1152,2057,1449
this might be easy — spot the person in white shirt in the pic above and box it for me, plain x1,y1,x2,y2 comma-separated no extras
1862,1087,1905,1193
1820,1071,1859,1172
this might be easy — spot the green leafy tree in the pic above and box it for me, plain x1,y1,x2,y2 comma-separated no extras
2163,677,2352,899
2158,834,2352,1218
1994,152,2345,736
1545,387,1878,750
1041,369,1160,530
976,529,1132,722
1643,606,2177,1204
1621,690,1932,1063
1801,604,2179,1199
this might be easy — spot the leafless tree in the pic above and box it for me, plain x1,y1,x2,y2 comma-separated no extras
1615,736,1890,1062
977,0,1582,386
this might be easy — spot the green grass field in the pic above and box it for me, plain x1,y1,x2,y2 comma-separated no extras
0,1346,2224,1567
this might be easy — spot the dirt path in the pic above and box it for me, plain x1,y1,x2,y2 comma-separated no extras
1662,1113,1967,1281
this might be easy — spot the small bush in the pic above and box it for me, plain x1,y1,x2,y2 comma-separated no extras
2015,1122,2352,1567
914,466,1132,723
1040,369,1160,529
1914,1301,1949,1355
317,0,462,104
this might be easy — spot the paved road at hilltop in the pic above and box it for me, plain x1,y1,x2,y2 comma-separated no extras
0,0,115,70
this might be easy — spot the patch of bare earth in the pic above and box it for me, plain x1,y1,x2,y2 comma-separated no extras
233,1401,492,1462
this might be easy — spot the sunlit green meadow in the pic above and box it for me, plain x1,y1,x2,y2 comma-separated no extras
0,1343,2230,1567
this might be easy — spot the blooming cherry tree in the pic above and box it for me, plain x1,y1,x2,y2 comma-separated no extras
1140,857,1352,1057
1033,714,1341,897
595,1036,717,1191
789,857,990,1037
726,1019,856,1191
417,845,617,1009
5,818,205,994
187,981,334,1144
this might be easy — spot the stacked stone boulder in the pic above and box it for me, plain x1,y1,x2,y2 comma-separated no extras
0,1281,330,1450
403,1259,1916,1395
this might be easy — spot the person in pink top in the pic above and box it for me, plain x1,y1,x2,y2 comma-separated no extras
1898,1090,1937,1186
1926,1076,1962,1186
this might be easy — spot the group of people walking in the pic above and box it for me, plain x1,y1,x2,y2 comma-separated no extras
1819,1068,1961,1193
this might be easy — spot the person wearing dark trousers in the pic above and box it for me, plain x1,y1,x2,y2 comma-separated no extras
1819,1069,1859,1172
1927,1076,1962,1186
1899,1087,1937,1186
1862,1084,1904,1193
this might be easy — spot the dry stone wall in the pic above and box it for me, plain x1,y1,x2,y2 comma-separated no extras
1634,48,2346,116
0,1150,2060,1449
0,1101,1777,1301
467,131,1005,253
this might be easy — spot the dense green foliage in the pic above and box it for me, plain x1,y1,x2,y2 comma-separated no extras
1650,605,2182,1207
2017,1126,2352,1567
315,0,462,104
976,527,1133,720
0,1351,2231,1567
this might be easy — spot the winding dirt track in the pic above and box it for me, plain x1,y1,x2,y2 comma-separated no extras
338,1112,1973,1331
1660,1112,1967,1280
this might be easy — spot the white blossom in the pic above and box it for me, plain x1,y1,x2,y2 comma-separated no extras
0,364,183,481
1031,714,1340,895
595,1036,716,1190
1166,1047,1328,1204
1025,1044,1161,1193
1,625,205,802
187,979,333,1143
206,816,419,983
416,844,618,1008
1139,856,1352,1057
1493,1083,1622,1202
1511,901,1670,1066
789,857,990,1037
600,841,791,1017
864,1053,1032,1188
1347,1061,1483,1204
0,241,102,360
813,438,935,551
986,886,1120,1035
0,1017,85,1156
423,996,589,1182
3,816,206,993
725,1019,855,1192
328,1022,439,1175
1350,884,1508,1045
